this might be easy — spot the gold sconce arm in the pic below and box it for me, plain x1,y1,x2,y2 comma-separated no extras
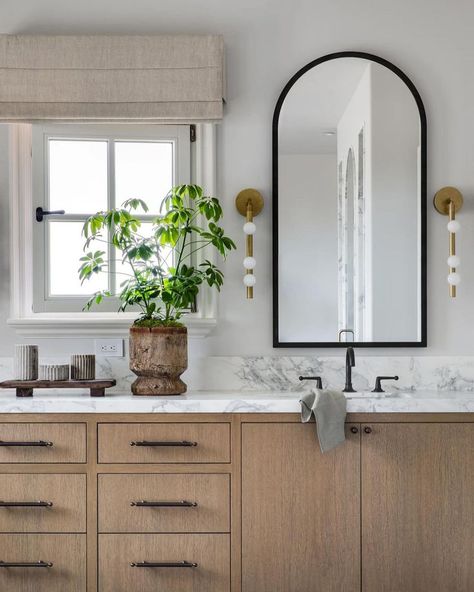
433,186,463,298
235,188,264,299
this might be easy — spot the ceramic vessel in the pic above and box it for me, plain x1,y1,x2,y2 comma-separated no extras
39,364,69,381
14,345,38,380
129,326,188,395
70,354,96,380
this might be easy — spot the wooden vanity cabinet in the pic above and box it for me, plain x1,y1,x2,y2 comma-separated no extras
241,422,361,592
361,422,474,592
240,417,474,592
2,412,474,592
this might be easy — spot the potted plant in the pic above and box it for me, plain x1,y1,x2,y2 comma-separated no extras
78,184,235,395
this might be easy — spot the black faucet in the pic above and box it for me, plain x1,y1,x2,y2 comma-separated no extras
343,347,356,393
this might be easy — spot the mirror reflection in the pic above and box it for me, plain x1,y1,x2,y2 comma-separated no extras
276,56,424,345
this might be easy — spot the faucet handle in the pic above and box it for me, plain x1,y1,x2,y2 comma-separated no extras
299,376,323,389
372,376,399,393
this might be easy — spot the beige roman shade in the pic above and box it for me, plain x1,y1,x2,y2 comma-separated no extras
0,34,225,122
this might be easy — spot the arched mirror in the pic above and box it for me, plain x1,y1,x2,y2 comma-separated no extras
273,52,426,347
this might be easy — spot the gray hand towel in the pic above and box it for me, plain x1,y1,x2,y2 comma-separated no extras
300,388,347,453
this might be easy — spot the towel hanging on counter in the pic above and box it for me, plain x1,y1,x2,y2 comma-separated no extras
300,389,347,453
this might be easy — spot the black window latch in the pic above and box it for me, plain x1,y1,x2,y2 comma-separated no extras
35,207,66,222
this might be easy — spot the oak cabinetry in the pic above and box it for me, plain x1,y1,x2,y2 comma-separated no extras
0,533,86,591
240,419,474,592
361,423,474,592
1,412,474,591
98,422,230,463
0,473,86,533
241,422,361,592
98,473,230,533
99,533,230,592
0,423,86,463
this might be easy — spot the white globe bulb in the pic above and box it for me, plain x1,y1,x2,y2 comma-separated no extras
243,274,256,287
243,256,256,269
447,220,460,233
447,272,461,286
447,255,460,268
243,222,256,235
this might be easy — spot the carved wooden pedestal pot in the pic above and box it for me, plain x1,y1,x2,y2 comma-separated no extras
129,326,188,395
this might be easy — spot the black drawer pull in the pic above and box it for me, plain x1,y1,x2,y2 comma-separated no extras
0,440,53,447
130,561,198,568
130,500,198,508
0,561,53,568
0,501,53,508
130,440,197,447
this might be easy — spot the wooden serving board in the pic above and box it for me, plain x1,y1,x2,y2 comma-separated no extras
0,379,116,398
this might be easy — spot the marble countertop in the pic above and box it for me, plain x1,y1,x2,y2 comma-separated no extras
1,390,474,413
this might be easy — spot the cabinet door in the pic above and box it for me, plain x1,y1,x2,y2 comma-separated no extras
242,422,360,592
362,423,474,592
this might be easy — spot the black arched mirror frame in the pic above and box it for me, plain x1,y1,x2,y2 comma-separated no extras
272,51,427,347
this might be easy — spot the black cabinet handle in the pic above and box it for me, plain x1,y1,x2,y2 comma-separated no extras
0,561,53,568
130,561,198,568
363,426,372,434
350,427,359,434
130,500,197,507
130,440,197,447
0,440,53,447
0,501,53,508
35,207,65,222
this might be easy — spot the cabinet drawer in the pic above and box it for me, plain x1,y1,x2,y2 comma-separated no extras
99,534,229,592
0,424,86,463
99,473,230,533
0,474,86,533
98,423,230,464
0,534,86,592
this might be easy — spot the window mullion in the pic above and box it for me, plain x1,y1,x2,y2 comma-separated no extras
108,139,116,295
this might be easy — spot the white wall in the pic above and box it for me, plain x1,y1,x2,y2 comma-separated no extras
371,63,420,341
279,154,338,341
0,0,473,384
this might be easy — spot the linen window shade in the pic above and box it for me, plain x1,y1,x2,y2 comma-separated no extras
0,34,225,122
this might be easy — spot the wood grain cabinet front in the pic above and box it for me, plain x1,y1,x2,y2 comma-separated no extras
362,422,474,592
0,474,86,533
0,533,86,592
98,423,230,464
98,473,230,533
241,422,361,592
99,533,230,592
0,423,86,463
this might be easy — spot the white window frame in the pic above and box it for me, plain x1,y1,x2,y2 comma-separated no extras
8,123,218,338
33,124,191,313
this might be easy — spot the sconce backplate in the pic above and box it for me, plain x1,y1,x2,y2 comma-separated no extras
235,188,264,217
433,186,464,215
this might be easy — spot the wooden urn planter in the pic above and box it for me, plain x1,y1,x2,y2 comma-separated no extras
129,326,188,395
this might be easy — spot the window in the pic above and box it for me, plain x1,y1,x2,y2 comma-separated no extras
32,124,191,313
9,122,218,337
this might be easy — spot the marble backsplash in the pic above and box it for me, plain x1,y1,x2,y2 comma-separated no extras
1,355,474,393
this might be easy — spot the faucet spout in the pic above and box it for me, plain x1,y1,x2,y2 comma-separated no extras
343,347,356,393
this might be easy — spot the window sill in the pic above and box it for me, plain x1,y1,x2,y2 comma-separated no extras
7,313,217,338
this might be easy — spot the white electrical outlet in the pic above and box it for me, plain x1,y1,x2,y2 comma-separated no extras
95,339,124,357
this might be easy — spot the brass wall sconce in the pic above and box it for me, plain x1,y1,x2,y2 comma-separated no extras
235,188,264,299
433,186,463,297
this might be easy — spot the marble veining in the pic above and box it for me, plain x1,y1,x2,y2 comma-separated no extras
1,355,474,394
203,355,474,393
1,390,474,414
